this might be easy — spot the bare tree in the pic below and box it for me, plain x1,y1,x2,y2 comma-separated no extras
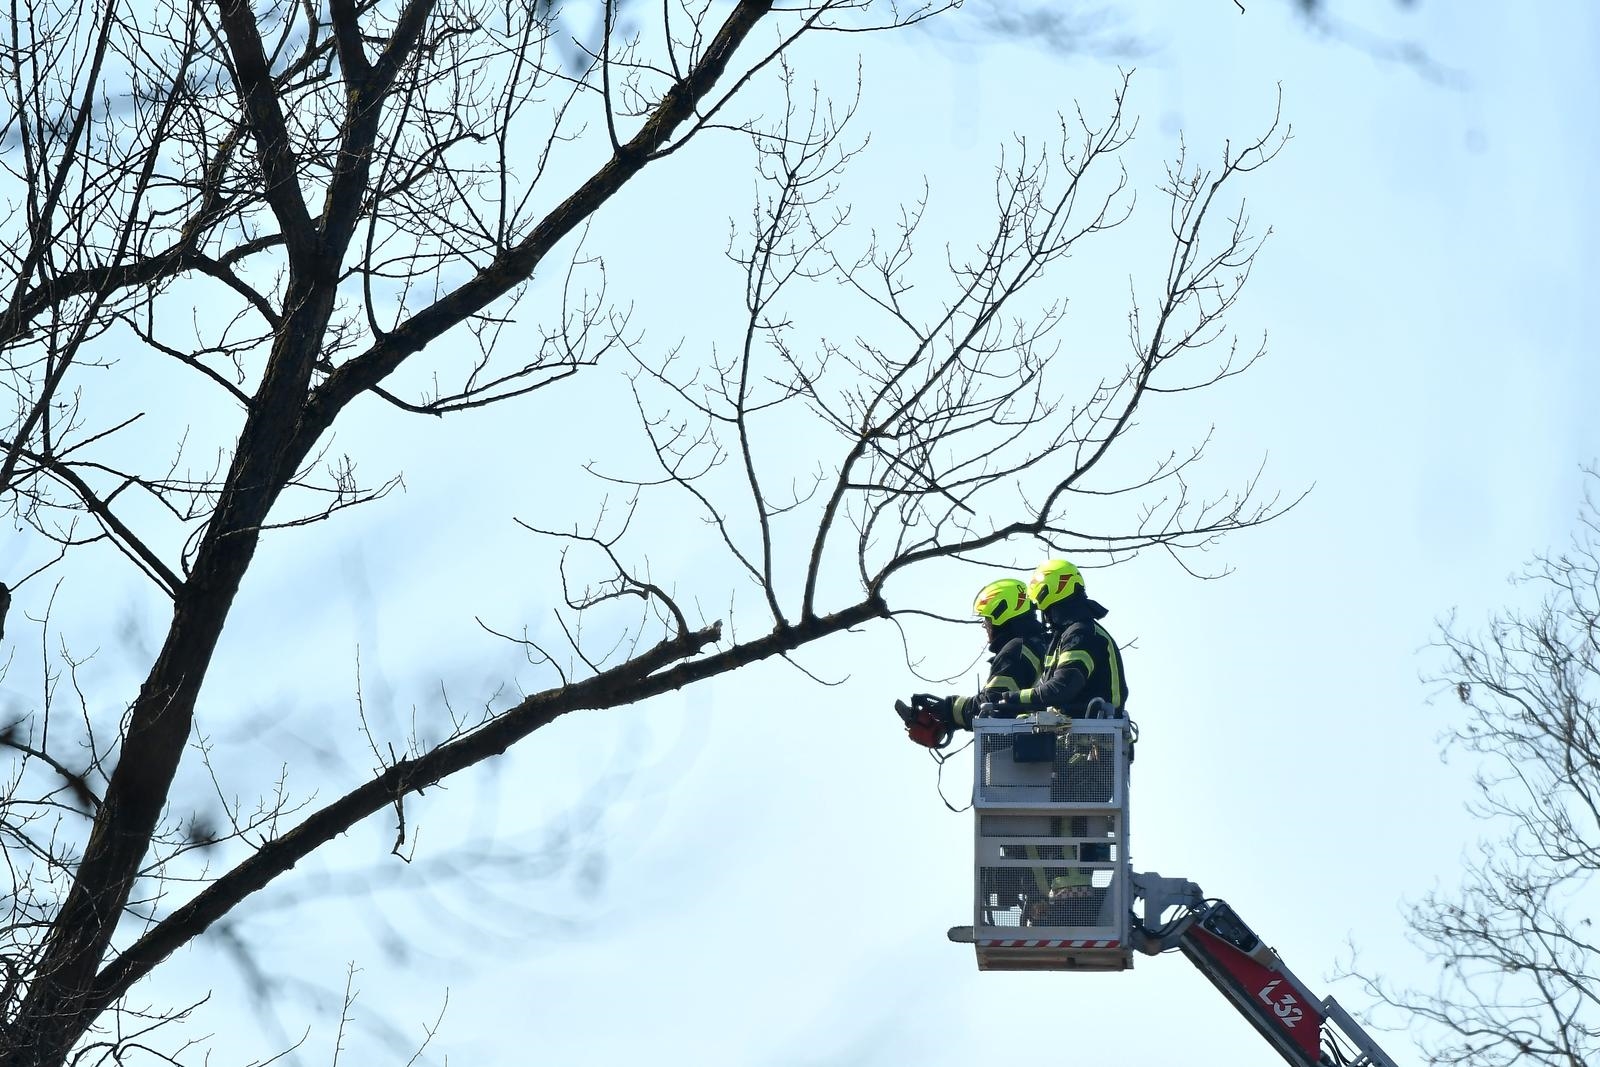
1351,470,1600,1067
0,1,1289,1063
961,1,1455,85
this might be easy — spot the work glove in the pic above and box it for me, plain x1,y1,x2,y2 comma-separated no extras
911,693,956,728
989,692,1026,718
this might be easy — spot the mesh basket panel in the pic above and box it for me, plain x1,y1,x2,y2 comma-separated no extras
998,843,1070,861
978,865,1114,929
1052,736,1115,802
977,732,1116,804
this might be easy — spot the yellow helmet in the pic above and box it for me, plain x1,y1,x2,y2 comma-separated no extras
1027,559,1084,611
973,578,1031,627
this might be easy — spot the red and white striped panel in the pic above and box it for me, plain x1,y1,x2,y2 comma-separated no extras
978,939,1121,949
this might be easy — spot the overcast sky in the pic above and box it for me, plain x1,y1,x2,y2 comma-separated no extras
5,2,1599,1066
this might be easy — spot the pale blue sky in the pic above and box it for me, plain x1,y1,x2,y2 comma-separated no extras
5,2,1599,1065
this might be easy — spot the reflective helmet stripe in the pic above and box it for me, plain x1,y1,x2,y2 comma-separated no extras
1026,559,1084,610
974,577,1031,626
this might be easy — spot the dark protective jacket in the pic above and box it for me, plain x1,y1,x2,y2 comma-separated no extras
951,615,1049,728
1016,595,1128,716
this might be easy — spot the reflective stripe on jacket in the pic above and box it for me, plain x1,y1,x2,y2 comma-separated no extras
951,629,1048,728
1017,598,1127,714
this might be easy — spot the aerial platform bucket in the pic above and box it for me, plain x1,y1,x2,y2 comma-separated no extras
963,712,1134,972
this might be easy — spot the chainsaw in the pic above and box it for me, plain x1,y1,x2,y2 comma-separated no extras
895,695,954,750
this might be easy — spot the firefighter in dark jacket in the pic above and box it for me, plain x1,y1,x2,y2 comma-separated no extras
905,577,1050,736
995,558,1127,717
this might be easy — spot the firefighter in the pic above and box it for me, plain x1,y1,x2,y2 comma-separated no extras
994,558,1127,718
901,577,1049,739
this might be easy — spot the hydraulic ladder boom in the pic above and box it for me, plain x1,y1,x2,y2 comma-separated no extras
1133,884,1400,1067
